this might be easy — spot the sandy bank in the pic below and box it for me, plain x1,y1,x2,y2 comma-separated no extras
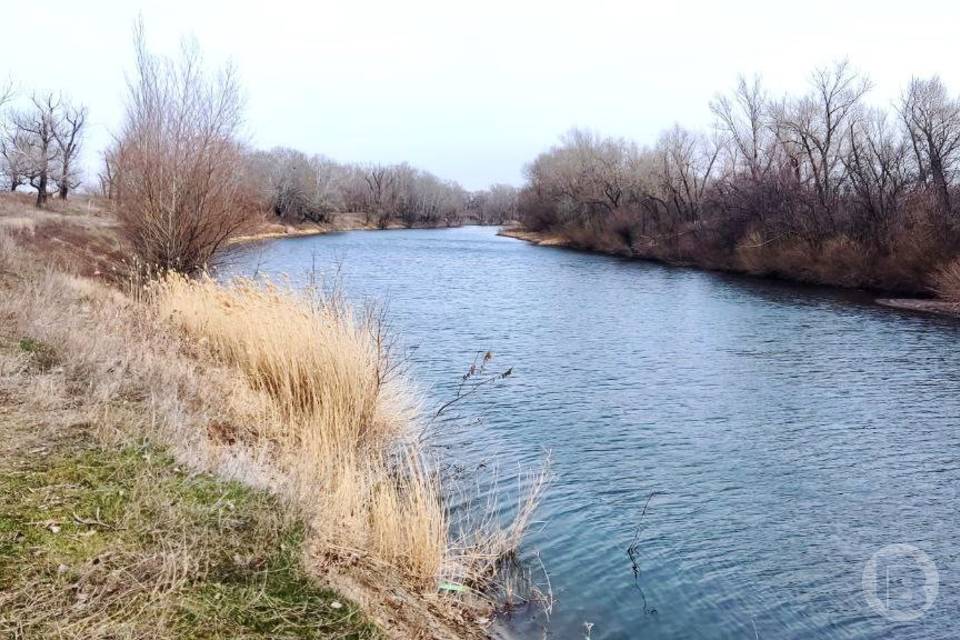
497,226,571,247
876,298,960,318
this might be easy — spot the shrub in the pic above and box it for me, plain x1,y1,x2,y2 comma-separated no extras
111,25,255,275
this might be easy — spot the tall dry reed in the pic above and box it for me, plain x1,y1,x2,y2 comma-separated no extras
933,258,960,303
151,274,547,594
152,275,448,583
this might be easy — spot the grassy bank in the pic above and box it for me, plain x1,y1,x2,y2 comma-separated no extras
1,193,540,638
0,416,376,638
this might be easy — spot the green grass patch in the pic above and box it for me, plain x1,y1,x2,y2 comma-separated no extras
18,336,59,371
0,441,379,639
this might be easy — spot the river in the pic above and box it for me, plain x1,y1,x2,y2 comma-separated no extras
225,225,960,639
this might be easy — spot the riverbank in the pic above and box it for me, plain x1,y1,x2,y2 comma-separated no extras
232,212,487,245
497,227,572,248
0,194,514,639
230,212,379,245
498,227,960,320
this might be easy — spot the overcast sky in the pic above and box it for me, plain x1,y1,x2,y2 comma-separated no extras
5,0,960,190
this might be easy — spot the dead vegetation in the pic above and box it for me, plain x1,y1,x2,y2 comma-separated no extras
932,257,960,303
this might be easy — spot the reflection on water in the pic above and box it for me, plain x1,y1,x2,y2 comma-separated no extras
224,226,960,639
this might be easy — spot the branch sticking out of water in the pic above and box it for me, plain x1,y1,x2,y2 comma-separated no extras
433,351,512,419
627,491,662,615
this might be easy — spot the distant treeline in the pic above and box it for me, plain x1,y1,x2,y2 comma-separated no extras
517,61,960,297
242,148,519,228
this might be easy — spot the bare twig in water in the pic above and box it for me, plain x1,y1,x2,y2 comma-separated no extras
534,550,554,619
627,491,662,615
434,351,512,418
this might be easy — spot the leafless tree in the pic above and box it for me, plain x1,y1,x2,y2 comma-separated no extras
711,75,777,185
900,76,960,215
653,125,721,224
843,108,912,235
52,101,87,199
0,81,17,191
98,142,122,199
362,163,394,226
11,93,63,207
516,64,960,292
0,129,32,192
773,60,871,232
113,22,255,274
244,150,472,229
473,184,519,224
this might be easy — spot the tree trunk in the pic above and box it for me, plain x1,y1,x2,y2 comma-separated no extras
36,172,48,208
59,156,70,198
929,154,951,215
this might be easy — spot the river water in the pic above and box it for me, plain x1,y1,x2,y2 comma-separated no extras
225,225,960,639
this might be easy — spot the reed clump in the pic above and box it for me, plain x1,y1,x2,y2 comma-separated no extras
153,275,448,584
932,258,960,303
152,275,545,595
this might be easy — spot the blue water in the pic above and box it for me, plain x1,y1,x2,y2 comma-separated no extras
225,226,960,639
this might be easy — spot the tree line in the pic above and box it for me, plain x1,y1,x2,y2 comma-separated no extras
517,61,960,295
245,148,518,229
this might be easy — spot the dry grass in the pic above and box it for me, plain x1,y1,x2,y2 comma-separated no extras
151,276,447,584
0,193,123,279
150,275,545,593
0,257,379,638
932,257,960,303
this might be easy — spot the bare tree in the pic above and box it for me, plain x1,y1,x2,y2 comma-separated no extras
362,163,394,226
52,101,87,199
0,129,32,192
474,184,519,224
901,76,960,215
113,22,254,274
653,125,721,224
0,81,18,191
0,81,12,108
773,60,871,232
11,93,63,207
98,142,122,199
515,64,960,293
844,108,912,235
711,75,776,185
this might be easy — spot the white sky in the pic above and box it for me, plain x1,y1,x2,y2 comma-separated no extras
4,0,960,190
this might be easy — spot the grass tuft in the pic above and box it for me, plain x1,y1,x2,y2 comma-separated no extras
18,336,59,371
932,257,960,303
